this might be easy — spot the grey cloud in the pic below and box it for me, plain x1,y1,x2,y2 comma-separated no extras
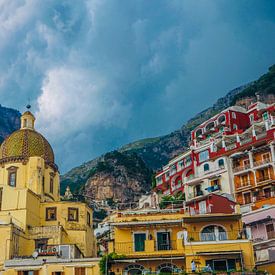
0,0,274,172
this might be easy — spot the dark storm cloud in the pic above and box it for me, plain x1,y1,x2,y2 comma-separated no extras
0,0,274,172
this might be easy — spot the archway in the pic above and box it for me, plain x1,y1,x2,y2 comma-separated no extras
123,264,145,275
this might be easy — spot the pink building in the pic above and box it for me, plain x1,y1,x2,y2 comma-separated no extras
242,205,275,272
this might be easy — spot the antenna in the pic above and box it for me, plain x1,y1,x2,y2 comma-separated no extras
26,97,31,110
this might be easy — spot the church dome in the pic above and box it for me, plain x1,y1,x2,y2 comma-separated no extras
0,110,55,164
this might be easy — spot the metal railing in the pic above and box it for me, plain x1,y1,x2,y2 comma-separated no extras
155,240,177,251
186,230,248,242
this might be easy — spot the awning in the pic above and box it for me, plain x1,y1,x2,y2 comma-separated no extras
196,250,242,256
111,219,182,227
114,256,185,262
183,214,241,223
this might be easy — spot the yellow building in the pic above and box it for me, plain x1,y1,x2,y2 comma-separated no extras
0,110,99,274
108,207,255,274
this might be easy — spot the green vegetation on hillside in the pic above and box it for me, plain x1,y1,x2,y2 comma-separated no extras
232,64,275,104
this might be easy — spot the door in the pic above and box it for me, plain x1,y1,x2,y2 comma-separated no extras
157,232,171,250
266,223,274,239
198,200,207,214
134,233,146,252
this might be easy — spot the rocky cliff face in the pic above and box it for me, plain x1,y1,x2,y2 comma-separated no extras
61,151,152,203
61,64,275,203
0,105,20,143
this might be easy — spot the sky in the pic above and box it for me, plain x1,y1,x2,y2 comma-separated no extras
0,0,275,173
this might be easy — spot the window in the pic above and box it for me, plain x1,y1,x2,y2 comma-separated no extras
201,225,227,241
157,232,171,250
249,114,254,123
232,112,236,119
218,115,226,124
233,124,238,130
196,129,203,138
177,160,184,170
241,174,249,186
266,223,274,240
243,193,252,204
258,169,269,182
263,188,271,198
199,150,209,162
262,153,271,162
75,268,85,275
218,159,224,168
50,177,54,194
198,200,207,214
185,156,192,166
134,233,146,252
243,159,249,166
46,207,57,221
87,211,91,226
51,273,64,275
18,272,39,275
263,112,269,121
211,179,220,187
8,167,18,187
195,185,203,197
203,163,210,172
68,208,79,222
169,164,177,175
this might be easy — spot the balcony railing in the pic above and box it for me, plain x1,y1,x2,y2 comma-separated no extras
233,164,250,173
253,158,271,167
257,176,271,183
155,240,177,251
187,230,247,242
114,240,178,254
36,244,83,259
236,181,251,190
240,137,252,146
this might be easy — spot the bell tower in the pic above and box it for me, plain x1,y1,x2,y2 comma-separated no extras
20,104,35,130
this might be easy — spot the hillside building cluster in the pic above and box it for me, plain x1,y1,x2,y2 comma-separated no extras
153,99,275,273
0,99,274,274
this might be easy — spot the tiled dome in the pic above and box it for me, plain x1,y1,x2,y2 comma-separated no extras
0,128,55,163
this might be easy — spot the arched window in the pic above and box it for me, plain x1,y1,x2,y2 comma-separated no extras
205,121,215,132
218,159,224,168
196,129,203,138
204,163,210,172
201,225,227,241
157,263,180,274
124,264,145,275
218,114,226,124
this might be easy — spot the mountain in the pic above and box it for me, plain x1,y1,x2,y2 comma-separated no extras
61,150,152,203
61,65,275,203
0,105,20,143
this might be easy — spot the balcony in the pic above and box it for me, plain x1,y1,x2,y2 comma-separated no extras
205,184,221,192
114,240,181,255
233,164,251,173
28,225,62,239
240,137,252,146
257,176,272,184
236,181,251,190
186,230,247,243
36,244,83,259
253,158,272,168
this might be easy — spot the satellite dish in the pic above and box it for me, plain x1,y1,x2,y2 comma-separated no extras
32,251,39,259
